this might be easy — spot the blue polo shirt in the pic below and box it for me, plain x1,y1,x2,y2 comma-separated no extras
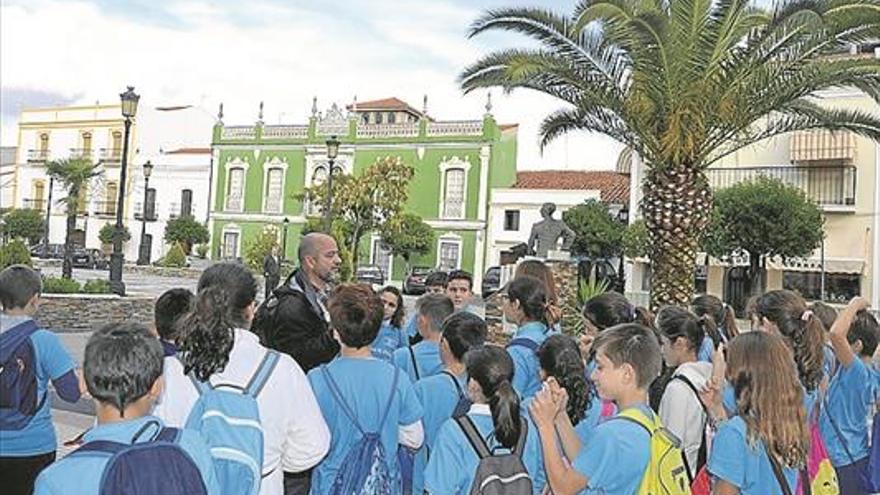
1,316,79,457
697,336,714,362
393,340,442,382
371,321,406,363
820,358,874,466
34,415,219,495
404,314,419,340
573,405,652,493
507,321,549,399
708,415,797,494
412,370,468,494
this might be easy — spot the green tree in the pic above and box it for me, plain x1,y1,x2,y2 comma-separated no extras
99,223,130,245
164,215,209,254
1,208,45,245
460,1,880,307
562,200,624,259
0,240,33,270
160,242,188,268
46,158,102,279
244,226,279,272
300,156,415,277
622,219,649,260
379,213,435,273
703,177,824,295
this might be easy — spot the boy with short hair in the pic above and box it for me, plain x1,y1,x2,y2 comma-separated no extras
393,294,454,382
0,265,82,495
153,288,194,357
405,272,448,344
530,323,662,494
34,322,219,494
446,270,483,318
820,297,880,494
307,284,424,494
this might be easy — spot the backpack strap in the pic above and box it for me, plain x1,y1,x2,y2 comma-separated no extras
822,392,857,465
672,374,709,476
441,371,464,398
408,346,420,381
507,338,539,353
455,415,492,459
512,417,528,458
70,423,177,458
244,350,280,398
376,366,400,432
320,365,365,435
613,408,657,437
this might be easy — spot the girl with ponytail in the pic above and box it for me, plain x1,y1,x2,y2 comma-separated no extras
154,263,331,494
424,346,546,494
504,275,555,399
515,260,563,332
692,294,740,342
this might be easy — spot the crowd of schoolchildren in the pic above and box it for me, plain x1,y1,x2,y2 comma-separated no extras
1,231,879,495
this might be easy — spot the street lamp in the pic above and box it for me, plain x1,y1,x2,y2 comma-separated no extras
137,160,154,265
109,86,139,296
615,206,630,293
281,217,290,262
42,176,54,258
323,136,340,232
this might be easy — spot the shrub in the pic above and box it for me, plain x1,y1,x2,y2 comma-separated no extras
82,279,112,294
195,244,209,259
1,208,45,245
43,276,82,294
160,243,187,268
0,240,33,270
164,216,209,254
244,227,279,272
98,223,131,245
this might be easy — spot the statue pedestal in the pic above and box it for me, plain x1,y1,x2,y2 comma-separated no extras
547,250,572,261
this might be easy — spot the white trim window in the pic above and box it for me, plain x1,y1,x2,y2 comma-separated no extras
264,167,284,213
221,227,241,259
226,162,246,212
438,156,471,220
371,236,393,279
438,236,462,270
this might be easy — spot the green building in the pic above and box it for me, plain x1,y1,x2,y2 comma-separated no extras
209,96,518,288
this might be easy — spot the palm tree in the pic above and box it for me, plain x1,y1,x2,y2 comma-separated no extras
460,0,880,307
46,158,102,279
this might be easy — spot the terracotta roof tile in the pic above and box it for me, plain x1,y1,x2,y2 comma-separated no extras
513,170,630,204
347,97,419,112
164,147,212,155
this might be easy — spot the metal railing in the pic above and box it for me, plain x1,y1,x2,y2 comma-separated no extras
707,165,857,207
27,149,50,162
69,148,93,160
134,201,158,221
93,200,117,217
168,202,195,219
22,198,47,211
99,148,122,162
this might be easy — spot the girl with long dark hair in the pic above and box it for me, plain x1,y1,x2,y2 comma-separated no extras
371,286,407,362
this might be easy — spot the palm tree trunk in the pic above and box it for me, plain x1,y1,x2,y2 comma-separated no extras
63,204,76,279
642,165,712,309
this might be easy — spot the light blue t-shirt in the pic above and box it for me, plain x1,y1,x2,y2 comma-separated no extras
573,405,652,494
574,399,610,443
723,383,817,418
393,340,443,382
822,344,838,378
404,314,419,340
423,405,546,494
412,370,468,494
34,415,219,495
820,358,874,466
507,321,550,400
308,357,423,495
697,335,714,362
708,415,797,494
371,321,407,363
0,317,78,456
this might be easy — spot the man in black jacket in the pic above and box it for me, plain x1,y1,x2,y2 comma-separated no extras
252,233,341,372
262,245,281,300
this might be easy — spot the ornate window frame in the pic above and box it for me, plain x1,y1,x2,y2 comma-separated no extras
262,156,288,214
436,233,463,270
438,156,471,220
225,157,249,212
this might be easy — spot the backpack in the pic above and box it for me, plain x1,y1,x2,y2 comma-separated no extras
184,350,280,495
866,396,880,492
507,338,539,353
442,370,471,418
321,365,399,495
456,415,533,495
68,420,208,495
0,320,44,430
670,374,709,478
614,408,691,495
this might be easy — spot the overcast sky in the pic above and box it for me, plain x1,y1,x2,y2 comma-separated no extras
0,0,623,170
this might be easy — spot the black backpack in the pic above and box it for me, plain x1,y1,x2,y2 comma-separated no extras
456,415,533,495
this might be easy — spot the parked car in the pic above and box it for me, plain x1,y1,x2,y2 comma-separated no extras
481,266,501,298
402,266,434,295
29,243,65,259
356,265,385,287
71,248,109,270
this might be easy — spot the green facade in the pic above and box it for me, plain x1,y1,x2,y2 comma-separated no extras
210,103,518,283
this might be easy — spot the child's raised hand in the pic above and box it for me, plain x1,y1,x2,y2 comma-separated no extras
578,334,595,359
529,387,558,431
699,377,726,422
545,377,569,419
711,344,726,383
848,296,870,312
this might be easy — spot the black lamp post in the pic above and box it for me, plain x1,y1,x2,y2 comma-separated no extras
109,86,139,296
616,206,630,293
323,136,340,232
281,217,290,262
136,160,153,265
41,176,54,258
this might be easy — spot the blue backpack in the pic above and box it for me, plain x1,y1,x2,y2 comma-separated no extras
865,394,880,492
0,320,44,431
321,365,399,495
507,338,539,353
68,420,208,495
184,350,280,495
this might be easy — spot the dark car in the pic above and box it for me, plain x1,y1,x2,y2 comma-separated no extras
71,248,109,270
402,266,433,295
481,266,501,298
29,243,65,259
356,265,385,287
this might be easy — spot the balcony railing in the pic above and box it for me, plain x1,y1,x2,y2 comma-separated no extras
134,202,158,221
27,149,50,162
169,202,195,219
22,198,47,211
99,148,123,163
69,148,93,160
707,165,857,208
93,200,118,217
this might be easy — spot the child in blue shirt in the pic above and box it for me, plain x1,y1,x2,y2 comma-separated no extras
702,332,807,495
0,265,82,495
35,322,218,495
424,345,546,494
819,297,878,495
371,286,407,362
530,323,661,494
393,294,453,382
411,312,488,494
503,276,553,399
404,272,448,345
308,284,424,495
152,288,194,357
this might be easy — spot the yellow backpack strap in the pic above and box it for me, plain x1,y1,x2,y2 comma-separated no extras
615,408,659,436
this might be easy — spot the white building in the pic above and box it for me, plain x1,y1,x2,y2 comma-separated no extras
1,147,16,209
486,170,630,266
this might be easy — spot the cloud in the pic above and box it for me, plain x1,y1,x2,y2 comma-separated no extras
0,0,622,170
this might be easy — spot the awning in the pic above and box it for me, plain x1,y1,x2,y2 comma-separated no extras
790,130,855,162
767,257,864,274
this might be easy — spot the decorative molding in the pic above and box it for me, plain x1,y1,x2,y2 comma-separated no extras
437,234,463,270
356,123,420,139
224,157,248,212
262,125,309,139
220,223,243,258
427,120,483,137
262,156,289,214
213,212,306,223
221,126,257,140
438,156,472,220
424,219,485,230
317,103,348,136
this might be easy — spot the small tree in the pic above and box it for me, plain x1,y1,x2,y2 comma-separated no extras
703,177,824,295
1,209,45,245
164,215,209,254
562,200,625,259
244,226,278,272
379,213,434,273
160,242,188,268
299,156,414,276
46,158,102,279
0,240,33,270
622,219,650,260
99,223,131,246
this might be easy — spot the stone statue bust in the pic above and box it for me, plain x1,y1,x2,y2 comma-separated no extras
527,202,575,258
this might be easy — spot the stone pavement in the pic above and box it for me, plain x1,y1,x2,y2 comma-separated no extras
39,266,198,298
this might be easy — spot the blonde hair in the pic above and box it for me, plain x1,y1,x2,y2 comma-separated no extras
727,332,810,468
